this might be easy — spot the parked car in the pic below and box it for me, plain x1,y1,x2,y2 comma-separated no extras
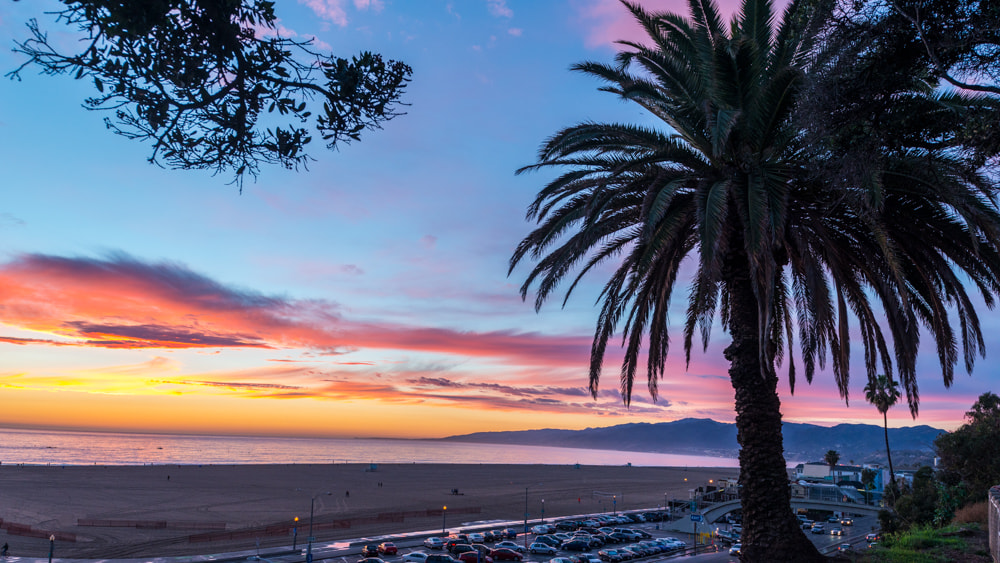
489,548,523,561
379,542,399,555
535,536,561,548
501,529,519,540
458,552,493,563
561,540,591,552
494,541,524,553
728,543,742,556
548,558,575,563
529,543,558,555
359,558,386,563
597,550,622,562
427,555,460,563
469,533,486,544
450,545,475,556
425,538,446,550
532,525,552,534
557,521,580,531
405,552,431,563
362,545,380,557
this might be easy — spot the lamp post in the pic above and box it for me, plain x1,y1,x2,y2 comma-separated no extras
293,516,299,550
442,506,447,534
541,499,545,523
523,483,543,549
48,535,54,563
613,495,616,517
307,491,332,563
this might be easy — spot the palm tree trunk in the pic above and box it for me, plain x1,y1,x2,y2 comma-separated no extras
884,411,897,494
725,252,824,562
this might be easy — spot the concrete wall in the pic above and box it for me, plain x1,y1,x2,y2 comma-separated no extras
990,485,999,563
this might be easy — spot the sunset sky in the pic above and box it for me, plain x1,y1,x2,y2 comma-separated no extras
0,0,996,439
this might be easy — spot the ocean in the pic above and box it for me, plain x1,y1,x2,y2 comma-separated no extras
0,427,741,468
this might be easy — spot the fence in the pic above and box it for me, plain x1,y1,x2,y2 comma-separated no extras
187,506,482,544
0,519,76,542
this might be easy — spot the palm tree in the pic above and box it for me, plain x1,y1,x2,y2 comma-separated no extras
865,374,901,491
824,450,840,474
510,0,1000,560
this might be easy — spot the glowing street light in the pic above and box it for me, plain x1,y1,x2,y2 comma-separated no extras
442,506,447,534
293,516,299,550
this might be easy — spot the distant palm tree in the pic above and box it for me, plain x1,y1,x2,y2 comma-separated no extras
511,0,1000,560
865,374,901,491
824,450,840,473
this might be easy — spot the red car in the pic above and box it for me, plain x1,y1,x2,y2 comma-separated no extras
379,543,399,556
489,549,523,562
458,552,493,563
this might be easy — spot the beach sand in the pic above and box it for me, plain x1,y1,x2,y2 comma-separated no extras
0,463,738,558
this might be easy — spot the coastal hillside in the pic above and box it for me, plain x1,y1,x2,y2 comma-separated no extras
441,418,945,467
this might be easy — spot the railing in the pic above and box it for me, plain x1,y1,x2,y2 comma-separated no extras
989,485,999,563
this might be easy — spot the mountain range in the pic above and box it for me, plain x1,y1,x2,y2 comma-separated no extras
442,418,945,467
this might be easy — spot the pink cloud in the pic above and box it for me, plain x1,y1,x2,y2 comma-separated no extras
573,0,789,50
0,253,592,367
299,0,350,26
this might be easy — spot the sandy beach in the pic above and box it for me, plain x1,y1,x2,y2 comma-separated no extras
0,463,738,558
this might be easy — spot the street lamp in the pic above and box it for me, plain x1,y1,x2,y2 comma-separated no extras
524,483,543,549
307,491,332,563
293,516,299,550
613,495,616,517
541,499,545,523
48,535,54,563
442,506,447,534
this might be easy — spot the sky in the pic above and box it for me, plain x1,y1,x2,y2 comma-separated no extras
0,0,996,439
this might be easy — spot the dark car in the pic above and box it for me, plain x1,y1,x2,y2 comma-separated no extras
426,555,460,563
359,558,386,563
362,545,380,557
631,530,652,539
489,548,523,561
557,521,579,531
561,540,591,552
501,528,519,540
379,543,399,556
449,544,475,556
535,535,561,547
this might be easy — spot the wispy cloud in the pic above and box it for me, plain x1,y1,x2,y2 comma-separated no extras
487,0,513,18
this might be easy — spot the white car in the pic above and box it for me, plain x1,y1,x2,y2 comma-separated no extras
468,533,486,544
531,524,553,534
424,538,445,550
405,552,431,563
529,543,557,555
728,543,741,556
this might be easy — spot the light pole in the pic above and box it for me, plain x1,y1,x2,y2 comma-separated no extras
307,491,331,563
48,535,54,563
523,483,543,549
442,506,447,534
541,499,545,523
613,495,616,517
293,516,299,550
